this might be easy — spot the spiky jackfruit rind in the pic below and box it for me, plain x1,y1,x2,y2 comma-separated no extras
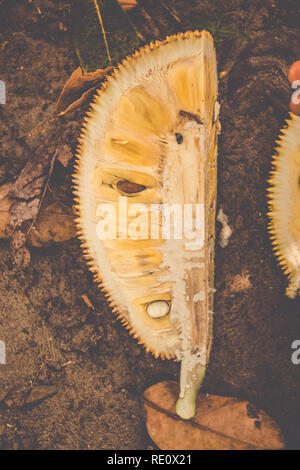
268,113,300,298
73,30,218,360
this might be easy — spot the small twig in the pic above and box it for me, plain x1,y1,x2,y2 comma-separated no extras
0,210,73,216
61,360,73,368
121,6,146,42
139,5,161,39
29,363,45,389
160,0,181,24
92,0,112,65
81,294,95,309
18,114,58,139
219,39,250,86
25,138,61,240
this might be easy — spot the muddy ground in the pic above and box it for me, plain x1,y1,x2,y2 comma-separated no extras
0,0,299,450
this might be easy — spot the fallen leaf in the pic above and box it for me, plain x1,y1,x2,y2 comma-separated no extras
7,138,59,267
0,140,76,267
26,200,76,247
10,230,31,269
10,198,40,228
0,384,57,410
1,135,77,266
0,182,14,238
0,191,76,246
143,381,285,450
56,66,113,116
25,385,58,407
0,196,12,238
56,142,73,167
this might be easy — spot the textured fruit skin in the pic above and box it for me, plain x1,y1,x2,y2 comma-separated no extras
73,31,219,416
288,61,300,116
268,113,300,298
289,95,300,116
288,60,300,84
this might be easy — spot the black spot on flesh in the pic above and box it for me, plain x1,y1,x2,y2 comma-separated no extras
179,110,203,125
116,180,146,194
175,133,183,144
254,420,261,429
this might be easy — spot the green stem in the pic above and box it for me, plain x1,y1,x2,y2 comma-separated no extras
176,363,206,420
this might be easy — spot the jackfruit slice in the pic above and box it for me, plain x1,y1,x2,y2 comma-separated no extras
268,113,300,299
73,30,219,418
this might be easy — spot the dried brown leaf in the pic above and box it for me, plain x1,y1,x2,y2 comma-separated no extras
7,139,58,266
0,384,57,410
26,201,76,247
1,136,76,266
1,194,75,254
10,198,40,227
11,162,48,201
57,142,73,168
0,182,14,238
143,381,285,450
0,196,12,238
10,230,31,269
0,193,75,247
25,385,58,406
56,66,113,117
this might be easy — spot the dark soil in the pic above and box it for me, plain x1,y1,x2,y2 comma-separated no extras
0,0,299,450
